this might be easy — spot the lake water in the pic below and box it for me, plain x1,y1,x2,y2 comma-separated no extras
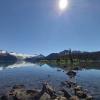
0,62,100,99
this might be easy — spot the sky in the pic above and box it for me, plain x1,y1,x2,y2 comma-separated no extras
0,0,100,55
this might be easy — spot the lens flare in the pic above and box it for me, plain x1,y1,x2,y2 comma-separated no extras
59,0,68,11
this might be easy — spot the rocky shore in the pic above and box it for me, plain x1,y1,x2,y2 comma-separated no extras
0,71,93,100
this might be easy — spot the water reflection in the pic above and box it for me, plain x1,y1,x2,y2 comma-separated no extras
0,62,66,95
0,62,16,70
0,62,14,67
0,61,100,70
0,62,100,99
0,62,43,70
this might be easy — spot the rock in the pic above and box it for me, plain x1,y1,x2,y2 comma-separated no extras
26,90,39,95
65,81,71,88
65,81,76,88
86,95,93,100
76,91,87,98
41,83,55,98
57,91,64,97
55,96,67,100
10,85,26,99
26,90,40,100
67,71,76,76
74,86,82,91
0,95,8,100
14,91,26,100
61,89,71,99
9,86,26,100
61,82,67,86
84,89,88,93
13,95,19,100
39,92,50,100
74,86,82,94
57,69,61,71
63,66,66,68
12,85,25,90
8,90,14,96
69,96,79,100
0,84,93,100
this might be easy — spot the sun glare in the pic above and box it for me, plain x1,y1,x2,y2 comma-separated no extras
59,0,68,11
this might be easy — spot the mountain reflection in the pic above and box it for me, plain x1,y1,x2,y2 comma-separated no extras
0,62,39,70
0,61,100,71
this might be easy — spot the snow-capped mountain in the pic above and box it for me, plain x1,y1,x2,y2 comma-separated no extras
0,50,40,60
10,52,38,59
0,50,8,54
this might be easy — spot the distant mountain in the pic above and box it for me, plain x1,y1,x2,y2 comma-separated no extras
0,50,40,62
46,53,59,60
25,54,45,63
10,52,38,60
1,49,100,63
59,50,69,55
45,50,100,61
59,50,83,55
0,51,17,63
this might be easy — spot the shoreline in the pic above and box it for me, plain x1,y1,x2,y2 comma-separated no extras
0,77,93,100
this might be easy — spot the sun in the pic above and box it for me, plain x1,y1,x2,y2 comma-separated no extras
59,0,69,11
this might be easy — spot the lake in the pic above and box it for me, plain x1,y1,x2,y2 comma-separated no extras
0,62,100,99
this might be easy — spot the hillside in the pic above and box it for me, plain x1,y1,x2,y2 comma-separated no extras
0,52,17,63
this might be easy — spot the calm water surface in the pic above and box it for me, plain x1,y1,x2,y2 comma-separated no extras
0,62,100,99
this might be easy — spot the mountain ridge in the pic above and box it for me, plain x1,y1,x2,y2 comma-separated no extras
0,49,100,63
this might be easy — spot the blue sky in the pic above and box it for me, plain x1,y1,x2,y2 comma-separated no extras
0,0,100,55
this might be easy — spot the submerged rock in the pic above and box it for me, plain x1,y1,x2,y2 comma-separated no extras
0,95,8,100
74,86,82,94
57,69,61,71
39,92,50,100
0,83,93,100
12,85,25,90
65,81,76,88
54,96,67,100
26,90,39,95
67,71,76,77
41,83,56,98
61,89,72,99
69,96,79,100
86,95,93,100
57,91,64,97
76,90,87,98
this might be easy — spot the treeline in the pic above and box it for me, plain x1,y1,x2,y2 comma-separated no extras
45,51,100,62
25,50,100,64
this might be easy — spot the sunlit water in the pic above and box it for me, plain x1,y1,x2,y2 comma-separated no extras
0,62,100,99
